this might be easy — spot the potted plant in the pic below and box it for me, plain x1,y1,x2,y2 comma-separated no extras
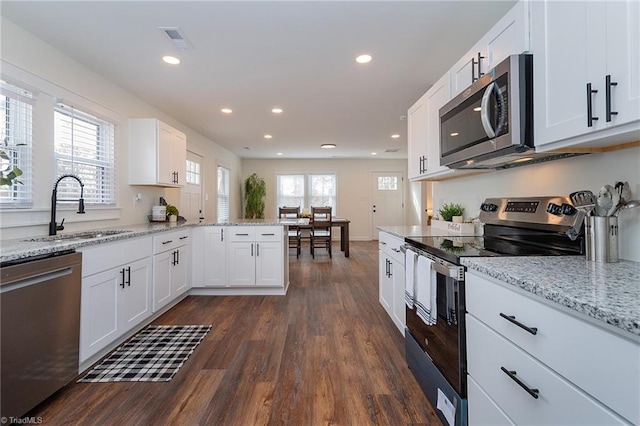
244,173,266,219
1,148,23,187
438,203,464,222
166,204,179,222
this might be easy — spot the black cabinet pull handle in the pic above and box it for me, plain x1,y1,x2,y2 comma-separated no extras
120,268,126,288
261,233,275,236
501,367,539,399
605,75,618,122
388,260,392,277
256,243,260,256
179,236,188,240
176,249,180,265
586,83,599,127
221,229,224,241
162,240,173,245
477,52,485,78
499,313,538,335
126,266,131,287
172,250,177,266
236,233,249,236
471,56,477,82
251,243,254,257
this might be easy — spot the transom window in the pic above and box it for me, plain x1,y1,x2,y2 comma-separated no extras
0,81,33,208
377,176,398,190
54,103,116,205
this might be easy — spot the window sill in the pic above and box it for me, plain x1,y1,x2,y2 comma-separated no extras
0,207,122,229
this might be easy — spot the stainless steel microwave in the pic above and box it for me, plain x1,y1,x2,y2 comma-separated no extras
439,54,534,169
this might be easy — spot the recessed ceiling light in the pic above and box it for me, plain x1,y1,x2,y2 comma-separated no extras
221,108,233,114
264,134,273,139
272,108,283,114
391,134,400,139
356,54,372,64
162,55,181,65
371,152,377,156
321,143,336,149
277,152,283,156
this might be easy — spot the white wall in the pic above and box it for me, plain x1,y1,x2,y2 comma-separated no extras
0,17,242,240
432,146,640,261
241,158,419,240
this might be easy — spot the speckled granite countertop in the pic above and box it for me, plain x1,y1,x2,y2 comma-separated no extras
377,225,478,239
0,219,293,264
462,256,640,338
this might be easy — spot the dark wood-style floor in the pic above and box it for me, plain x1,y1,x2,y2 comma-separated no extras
28,241,441,425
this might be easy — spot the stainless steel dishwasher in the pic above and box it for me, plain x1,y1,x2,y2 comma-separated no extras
1,250,82,419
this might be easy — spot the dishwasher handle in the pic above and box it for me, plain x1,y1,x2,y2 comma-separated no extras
0,268,74,293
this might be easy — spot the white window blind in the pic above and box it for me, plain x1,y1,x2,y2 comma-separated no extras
217,166,229,222
0,81,33,208
309,173,336,211
276,174,305,210
54,103,115,205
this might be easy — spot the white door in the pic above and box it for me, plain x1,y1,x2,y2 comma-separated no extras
181,151,203,222
371,172,404,239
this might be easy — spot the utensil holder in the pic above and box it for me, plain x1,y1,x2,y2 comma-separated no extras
585,216,618,263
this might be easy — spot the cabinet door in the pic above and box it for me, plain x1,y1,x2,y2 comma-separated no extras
468,375,515,426
425,73,452,176
255,241,282,287
605,0,640,127
119,257,152,330
153,251,172,311
203,227,227,287
532,1,605,147
228,242,256,286
390,258,406,335
450,48,484,98
170,129,187,186
157,121,174,185
407,93,429,180
484,0,530,70
171,245,189,296
378,251,392,316
80,268,119,362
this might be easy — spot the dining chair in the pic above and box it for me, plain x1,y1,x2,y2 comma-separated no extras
279,206,301,258
310,206,332,258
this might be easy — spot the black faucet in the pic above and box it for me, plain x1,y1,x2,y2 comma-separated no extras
49,174,85,236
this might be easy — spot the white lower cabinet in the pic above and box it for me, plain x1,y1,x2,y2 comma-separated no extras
152,229,191,311
466,270,639,425
378,231,405,335
228,226,284,287
79,237,153,363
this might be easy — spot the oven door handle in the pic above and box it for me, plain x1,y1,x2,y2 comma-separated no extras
431,261,462,279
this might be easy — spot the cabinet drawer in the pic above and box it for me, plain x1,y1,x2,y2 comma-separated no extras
379,232,404,264
466,315,626,425
466,270,639,424
467,375,514,426
227,227,256,242
255,227,283,242
80,237,152,277
152,229,190,254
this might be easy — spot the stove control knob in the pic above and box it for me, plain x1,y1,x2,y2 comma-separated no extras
546,202,562,216
481,203,498,212
561,203,576,216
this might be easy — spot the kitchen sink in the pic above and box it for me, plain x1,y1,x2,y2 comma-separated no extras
24,230,132,243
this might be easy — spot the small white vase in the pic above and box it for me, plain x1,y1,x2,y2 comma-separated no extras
452,216,463,223
168,214,177,223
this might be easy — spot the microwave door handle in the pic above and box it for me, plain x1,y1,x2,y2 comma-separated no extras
481,82,497,138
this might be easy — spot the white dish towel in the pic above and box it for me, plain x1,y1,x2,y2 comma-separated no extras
405,248,417,308
415,255,437,326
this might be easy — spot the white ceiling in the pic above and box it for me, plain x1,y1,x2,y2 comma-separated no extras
1,1,516,159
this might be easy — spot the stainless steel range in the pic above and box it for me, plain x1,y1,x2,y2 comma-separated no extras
403,196,585,426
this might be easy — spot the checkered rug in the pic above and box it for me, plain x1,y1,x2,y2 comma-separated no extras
78,325,211,382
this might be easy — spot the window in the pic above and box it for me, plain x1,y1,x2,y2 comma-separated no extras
377,176,398,190
217,166,229,222
276,174,304,209
186,159,200,184
0,81,33,208
309,174,336,210
54,103,115,205
276,173,336,213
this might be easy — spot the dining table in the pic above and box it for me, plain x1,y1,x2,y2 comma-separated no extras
280,217,351,257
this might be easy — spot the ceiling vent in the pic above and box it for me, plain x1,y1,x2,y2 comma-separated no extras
159,27,194,51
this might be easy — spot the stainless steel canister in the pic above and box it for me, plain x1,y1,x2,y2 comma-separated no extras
585,216,618,263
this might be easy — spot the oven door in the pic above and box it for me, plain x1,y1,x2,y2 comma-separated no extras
406,256,466,396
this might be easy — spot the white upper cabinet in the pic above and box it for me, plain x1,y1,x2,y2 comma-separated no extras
451,1,530,98
129,118,187,187
532,0,640,151
407,92,429,180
